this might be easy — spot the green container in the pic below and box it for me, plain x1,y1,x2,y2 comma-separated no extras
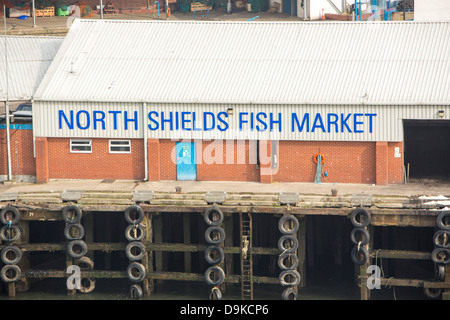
56,7,70,16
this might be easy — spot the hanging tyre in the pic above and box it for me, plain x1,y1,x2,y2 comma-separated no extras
1,264,21,282
204,205,224,226
67,240,88,259
431,248,450,265
351,246,369,265
125,224,146,242
279,270,301,287
435,264,445,281
127,262,146,282
278,235,298,253
1,246,22,265
209,286,223,300
130,284,144,299
79,278,96,293
433,230,450,248
204,246,224,265
124,206,144,225
437,211,450,231
281,287,298,300
204,266,225,286
74,256,94,271
61,205,82,224
278,214,299,235
277,252,299,270
423,287,442,299
0,225,21,242
205,226,226,244
64,223,85,241
125,241,146,261
349,208,371,228
0,206,20,225
350,228,370,246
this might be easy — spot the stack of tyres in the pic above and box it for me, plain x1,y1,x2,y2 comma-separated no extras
204,205,225,300
278,214,300,300
62,205,94,293
124,205,146,299
0,206,22,284
349,208,371,266
427,211,450,299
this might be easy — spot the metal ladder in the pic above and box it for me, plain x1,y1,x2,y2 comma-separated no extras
240,212,253,300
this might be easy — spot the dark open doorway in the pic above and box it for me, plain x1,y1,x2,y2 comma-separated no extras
403,120,450,180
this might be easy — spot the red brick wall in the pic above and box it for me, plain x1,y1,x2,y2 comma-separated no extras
273,141,377,184
34,137,403,184
0,128,36,178
47,138,145,180
196,140,260,182
388,142,403,184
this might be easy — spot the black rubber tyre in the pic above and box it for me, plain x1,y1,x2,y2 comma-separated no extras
435,264,445,281
1,246,22,265
124,206,144,225
351,246,369,265
61,205,82,224
0,225,21,242
204,205,224,226
205,226,226,244
0,206,20,225
279,270,301,287
204,245,224,265
125,241,146,261
431,248,450,265
1,264,21,282
64,223,85,241
423,287,442,299
79,278,96,294
437,211,450,231
433,230,450,248
204,266,225,286
278,214,299,235
130,284,144,299
67,240,88,259
209,287,223,300
278,252,299,270
125,224,145,242
127,262,146,282
350,227,370,246
74,256,94,271
281,287,298,300
278,235,299,253
350,208,371,228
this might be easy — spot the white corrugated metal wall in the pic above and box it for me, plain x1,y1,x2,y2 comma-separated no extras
34,101,450,142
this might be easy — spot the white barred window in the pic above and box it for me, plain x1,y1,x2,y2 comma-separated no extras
109,140,131,154
70,139,92,153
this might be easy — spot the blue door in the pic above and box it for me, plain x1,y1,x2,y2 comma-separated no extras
176,142,197,180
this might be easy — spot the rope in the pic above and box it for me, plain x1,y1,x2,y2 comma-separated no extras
314,154,322,184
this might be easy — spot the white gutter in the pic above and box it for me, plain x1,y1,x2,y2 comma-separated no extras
143,102,148,181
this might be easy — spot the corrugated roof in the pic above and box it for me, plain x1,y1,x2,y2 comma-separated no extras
34,20,450,105
0,36,64,101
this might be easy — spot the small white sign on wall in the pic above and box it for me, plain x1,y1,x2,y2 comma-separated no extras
394,147,401,158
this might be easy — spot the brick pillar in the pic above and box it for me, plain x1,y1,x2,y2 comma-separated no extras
148,138,161,181
259,140,273,183
35,137,49,184
376,141,388,185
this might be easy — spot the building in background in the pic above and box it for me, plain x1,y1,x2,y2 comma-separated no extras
26,19,450,185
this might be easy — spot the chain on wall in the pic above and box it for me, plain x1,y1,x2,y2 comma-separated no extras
278,213,300,300
203,204,225,300
124,205,147,299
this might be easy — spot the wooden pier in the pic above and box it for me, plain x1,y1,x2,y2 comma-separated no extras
0,188,449,300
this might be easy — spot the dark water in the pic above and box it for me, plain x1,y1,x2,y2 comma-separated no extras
0,276,429,301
